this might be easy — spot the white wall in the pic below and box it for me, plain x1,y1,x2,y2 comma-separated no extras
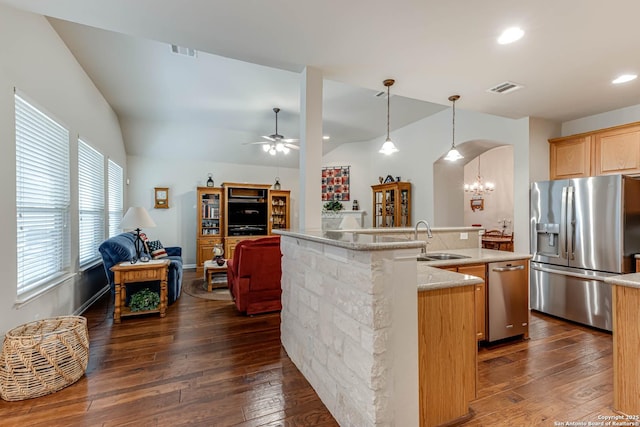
562,104,640,136
0,4,126,334
529,117,560,183
463,146,514,230
126,155,299,266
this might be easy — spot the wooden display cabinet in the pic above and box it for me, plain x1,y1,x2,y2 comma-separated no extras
269,190,290,233
222,183,271,259
196,186,224,273
371,182,411,227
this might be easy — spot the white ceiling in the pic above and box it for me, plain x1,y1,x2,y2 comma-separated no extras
3,0,640,167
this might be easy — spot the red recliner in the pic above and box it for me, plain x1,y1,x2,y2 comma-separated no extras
226,236,282,315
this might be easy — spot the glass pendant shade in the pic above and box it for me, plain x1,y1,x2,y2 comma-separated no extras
379,138,399,155
444,147,463,161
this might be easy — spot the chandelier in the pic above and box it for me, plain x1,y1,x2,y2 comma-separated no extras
464,154,495,195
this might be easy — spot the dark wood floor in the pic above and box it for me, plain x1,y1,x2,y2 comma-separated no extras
0,269,616,426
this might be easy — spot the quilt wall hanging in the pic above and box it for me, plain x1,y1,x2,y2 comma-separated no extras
321,166,350,201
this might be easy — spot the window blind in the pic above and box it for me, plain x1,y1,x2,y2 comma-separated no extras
15,94,71,295
108,160,123,237
78,139,104,266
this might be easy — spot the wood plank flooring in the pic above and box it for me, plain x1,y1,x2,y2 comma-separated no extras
0,269,616,426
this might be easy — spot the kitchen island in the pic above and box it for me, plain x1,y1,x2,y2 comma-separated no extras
276,228,530,427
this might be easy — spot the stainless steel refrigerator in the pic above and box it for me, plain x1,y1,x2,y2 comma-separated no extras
530,175,640,331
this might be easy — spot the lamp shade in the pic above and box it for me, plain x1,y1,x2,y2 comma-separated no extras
120,207,156,231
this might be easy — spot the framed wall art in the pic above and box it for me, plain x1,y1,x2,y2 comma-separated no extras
321,166,350,201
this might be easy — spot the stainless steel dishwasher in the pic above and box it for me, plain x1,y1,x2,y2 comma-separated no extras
487,259,529,342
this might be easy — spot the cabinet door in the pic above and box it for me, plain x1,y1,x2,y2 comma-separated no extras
196,237,222,272
457,264,486,341
594,126,640,176
549,136,592,180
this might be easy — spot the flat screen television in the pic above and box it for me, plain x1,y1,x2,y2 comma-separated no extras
226,187,268,236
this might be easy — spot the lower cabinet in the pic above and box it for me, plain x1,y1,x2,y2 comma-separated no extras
441,264,487,341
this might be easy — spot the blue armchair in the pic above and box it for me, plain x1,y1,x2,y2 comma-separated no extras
98,232,183,305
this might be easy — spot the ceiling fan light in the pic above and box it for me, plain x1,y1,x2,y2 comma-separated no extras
282,146,290,154
276,142,284,152
262,144,270,152
269,146,276,155
379,138,399,155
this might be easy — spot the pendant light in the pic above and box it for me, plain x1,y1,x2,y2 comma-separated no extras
444,95,464,161
379,79,399,155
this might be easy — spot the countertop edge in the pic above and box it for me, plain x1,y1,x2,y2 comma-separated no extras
605,273,640,289
275,229,425,251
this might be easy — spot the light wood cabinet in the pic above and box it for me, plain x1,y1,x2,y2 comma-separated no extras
458,264,487,342
440,264,487,342
269,190,290,233
549,121,640,180
418,285,476,426
594,124,640,176
196,187,224,273
372,181,411,227
549,135,592,179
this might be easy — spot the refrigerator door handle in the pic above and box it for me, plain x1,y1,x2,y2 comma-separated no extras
567,186,576,260
532,264,612,282
560,186,568,259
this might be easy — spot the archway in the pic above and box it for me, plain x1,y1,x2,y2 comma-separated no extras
433,140,514,229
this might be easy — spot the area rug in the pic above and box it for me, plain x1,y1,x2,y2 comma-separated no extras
183,279,233,301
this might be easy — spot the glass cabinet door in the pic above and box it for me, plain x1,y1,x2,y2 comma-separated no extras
201,192,221,236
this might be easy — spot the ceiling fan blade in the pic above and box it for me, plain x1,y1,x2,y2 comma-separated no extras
262,135,276,141
243,141,270,145
283,138,299,143
284,143,300,150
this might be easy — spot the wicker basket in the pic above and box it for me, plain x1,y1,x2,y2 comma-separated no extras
0,315,89,401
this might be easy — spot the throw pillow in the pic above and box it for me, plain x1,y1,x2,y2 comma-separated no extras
146,240,168,259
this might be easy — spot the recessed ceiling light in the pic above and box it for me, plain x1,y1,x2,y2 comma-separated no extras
323,135,330,140
498,27,524,45
612,74,638,84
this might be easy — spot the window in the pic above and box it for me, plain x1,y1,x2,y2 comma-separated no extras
15,94,70,296
78,139,104,266
108,160,123,237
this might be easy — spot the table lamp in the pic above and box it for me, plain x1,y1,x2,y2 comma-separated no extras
120,206,156,261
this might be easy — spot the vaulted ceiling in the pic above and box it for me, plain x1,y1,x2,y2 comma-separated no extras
2,0,639,167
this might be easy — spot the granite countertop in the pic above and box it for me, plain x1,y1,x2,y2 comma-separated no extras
274,229,425,251
417,264,483,291
605,273,640,289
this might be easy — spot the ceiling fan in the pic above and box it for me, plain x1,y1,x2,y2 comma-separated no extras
246,107,299,155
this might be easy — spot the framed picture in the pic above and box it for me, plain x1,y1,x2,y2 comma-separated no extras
470,197,484,212
322,166,350,201
154,187,169,209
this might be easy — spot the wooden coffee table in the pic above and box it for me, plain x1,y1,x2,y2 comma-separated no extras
204,259,228,292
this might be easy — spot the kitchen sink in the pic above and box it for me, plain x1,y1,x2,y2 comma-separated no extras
417,253,471,261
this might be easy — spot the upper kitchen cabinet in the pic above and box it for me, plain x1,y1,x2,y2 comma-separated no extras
594,123,640,176
549,122,640,180
549,135,592,180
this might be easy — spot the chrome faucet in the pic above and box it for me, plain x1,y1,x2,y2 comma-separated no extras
414,220,433,253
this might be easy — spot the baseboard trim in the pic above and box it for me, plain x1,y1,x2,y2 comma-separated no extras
75,285,110,315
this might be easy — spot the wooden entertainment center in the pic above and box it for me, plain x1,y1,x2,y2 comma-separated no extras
196,182,290,273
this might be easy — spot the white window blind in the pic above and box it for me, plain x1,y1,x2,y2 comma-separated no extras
78,139,105,266
108,160,123,237
15,94,71,296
